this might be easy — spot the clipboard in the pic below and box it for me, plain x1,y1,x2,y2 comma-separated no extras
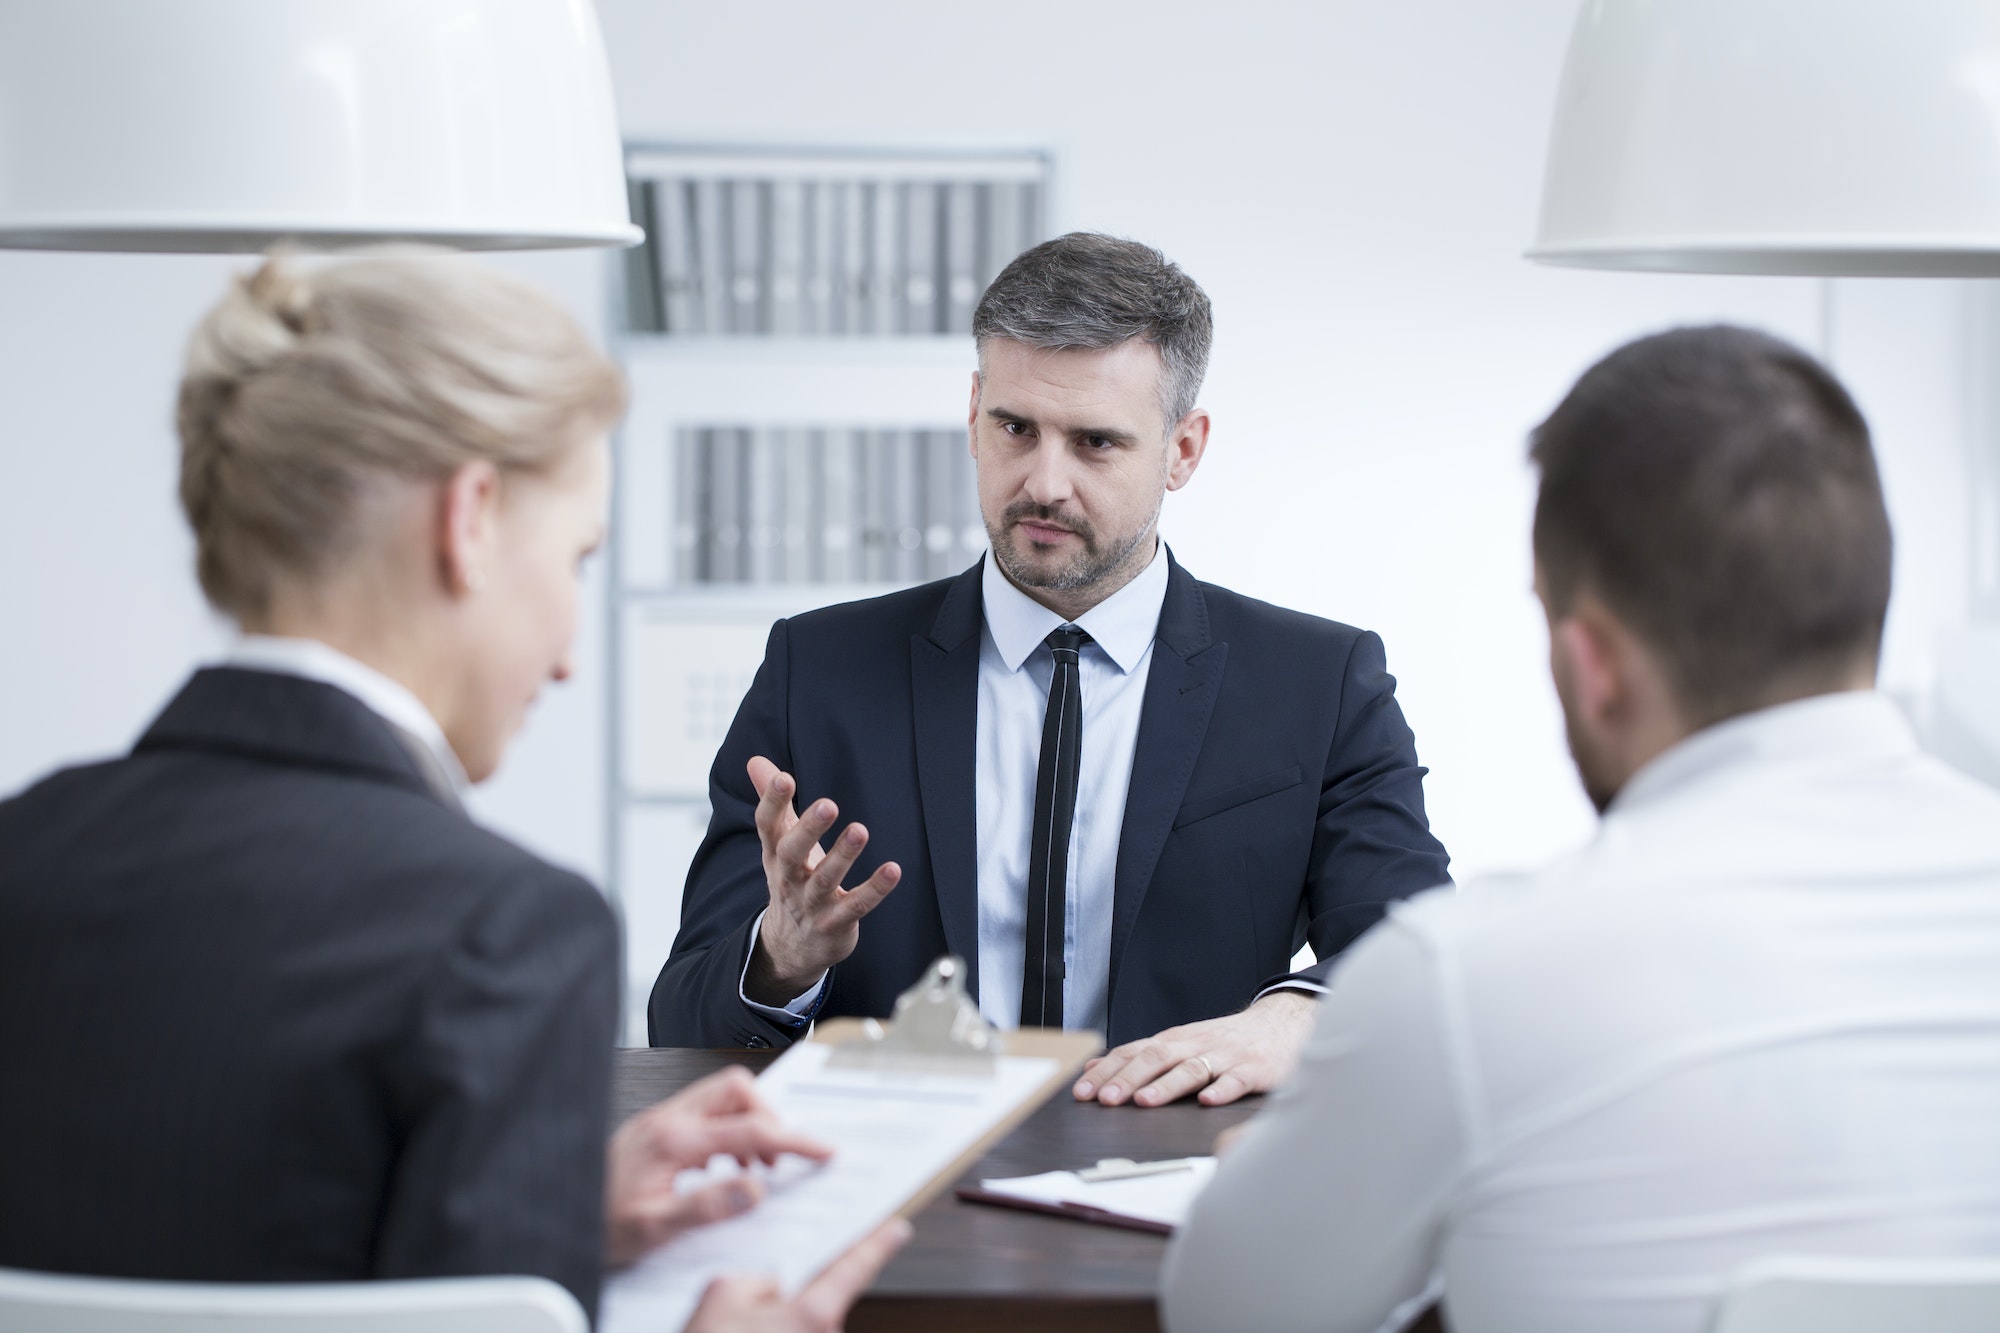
598,956,1103,1333
806,951,1101,1218
953,1157,1218,1235
950,1186,1177,1235
808,1017,1101,1219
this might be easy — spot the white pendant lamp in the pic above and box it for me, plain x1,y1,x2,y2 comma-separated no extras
1530,0,2000,276
0,0,639,252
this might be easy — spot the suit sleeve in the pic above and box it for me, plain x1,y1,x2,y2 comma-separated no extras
372,869,619,1321
647,618,815,1050
1280,629,1451,991
1162,910,1462,1333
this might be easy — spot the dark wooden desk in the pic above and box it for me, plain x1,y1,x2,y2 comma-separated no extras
616,1048,1445,1333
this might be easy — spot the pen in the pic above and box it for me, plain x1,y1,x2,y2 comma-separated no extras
1075,1157,1197,1182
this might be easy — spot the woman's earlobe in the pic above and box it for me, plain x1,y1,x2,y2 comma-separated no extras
437,459,501,597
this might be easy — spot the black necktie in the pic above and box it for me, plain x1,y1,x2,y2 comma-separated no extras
1021,625,1088,1028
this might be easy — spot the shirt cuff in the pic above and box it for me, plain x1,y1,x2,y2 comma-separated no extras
1252,978,1330,1004
739,908,829,1023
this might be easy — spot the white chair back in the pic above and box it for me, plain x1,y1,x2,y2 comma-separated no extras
1710,1255,2000,1333
0,1268,587,1333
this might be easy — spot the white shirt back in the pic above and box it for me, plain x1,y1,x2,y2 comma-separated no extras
1163,692,2000,1333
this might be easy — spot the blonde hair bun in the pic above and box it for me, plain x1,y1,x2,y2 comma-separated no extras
176,253,625,621
190,258,320,382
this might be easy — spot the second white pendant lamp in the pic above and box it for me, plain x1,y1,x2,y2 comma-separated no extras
1531,0,2000,276
0,0,639,252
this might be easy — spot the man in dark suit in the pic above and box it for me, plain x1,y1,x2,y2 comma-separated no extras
651,233,1451,1108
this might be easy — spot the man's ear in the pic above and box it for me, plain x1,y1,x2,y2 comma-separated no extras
1551,607,1624,729
1165,407,1211,491
438,460,501,598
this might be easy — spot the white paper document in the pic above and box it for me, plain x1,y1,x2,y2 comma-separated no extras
977,1157,1218,1231
599,1042,1061,1333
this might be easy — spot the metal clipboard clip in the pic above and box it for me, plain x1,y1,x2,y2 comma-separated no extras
826,955,1001,1077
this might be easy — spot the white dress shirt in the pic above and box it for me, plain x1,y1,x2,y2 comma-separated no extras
974,544,1168,1033
1163,692,2000,1333
222,635,468,795
742,547,1170,1029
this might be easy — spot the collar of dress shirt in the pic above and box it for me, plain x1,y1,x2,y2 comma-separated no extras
980,539,1170,674
1608,688,1914,817
222,634,470,794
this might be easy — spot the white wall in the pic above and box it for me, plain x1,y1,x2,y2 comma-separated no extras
0,1,1984,902
1,251,235,790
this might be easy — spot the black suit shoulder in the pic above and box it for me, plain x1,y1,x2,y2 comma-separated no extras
1192,575,1372,654
2,740,612,964
779,574,960,645
0,677,617,1313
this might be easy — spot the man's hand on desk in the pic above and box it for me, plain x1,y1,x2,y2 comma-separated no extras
743,756,902,1008
685,1218,912,1333
1072,990,1318,1108
603,1067,833,1268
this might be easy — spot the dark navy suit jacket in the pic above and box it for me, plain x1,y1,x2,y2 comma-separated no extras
650,553,1451,1050
0,669,618,1319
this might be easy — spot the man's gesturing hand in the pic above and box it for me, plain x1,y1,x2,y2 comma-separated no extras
1071,990,1318,1108
604,1067,833,1267
744,755,902,1007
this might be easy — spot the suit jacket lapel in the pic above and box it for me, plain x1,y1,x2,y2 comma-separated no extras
911,562,986,996
136,667,454,810
1110,552,1226,1000
381,721,468,813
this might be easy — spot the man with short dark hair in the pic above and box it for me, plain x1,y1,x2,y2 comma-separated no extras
650,233,1452,1107
1162,326,2000,1332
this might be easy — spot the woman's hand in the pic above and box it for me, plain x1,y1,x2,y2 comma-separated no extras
603,1066,832,1268
683,1220,913,1333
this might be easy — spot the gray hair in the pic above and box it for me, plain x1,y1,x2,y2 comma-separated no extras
972,232,1213,429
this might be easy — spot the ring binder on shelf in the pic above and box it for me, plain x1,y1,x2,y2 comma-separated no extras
619,145,1050,340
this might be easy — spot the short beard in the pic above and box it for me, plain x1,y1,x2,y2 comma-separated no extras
987,496,1159,593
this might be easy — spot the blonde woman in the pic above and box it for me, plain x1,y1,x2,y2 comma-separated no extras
0,256,903,1331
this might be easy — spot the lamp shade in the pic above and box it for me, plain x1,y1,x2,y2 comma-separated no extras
0,0,639,252
1530,0,2000,276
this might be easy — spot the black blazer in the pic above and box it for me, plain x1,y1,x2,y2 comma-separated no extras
650,553,1451,1049
0,669,618,1319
